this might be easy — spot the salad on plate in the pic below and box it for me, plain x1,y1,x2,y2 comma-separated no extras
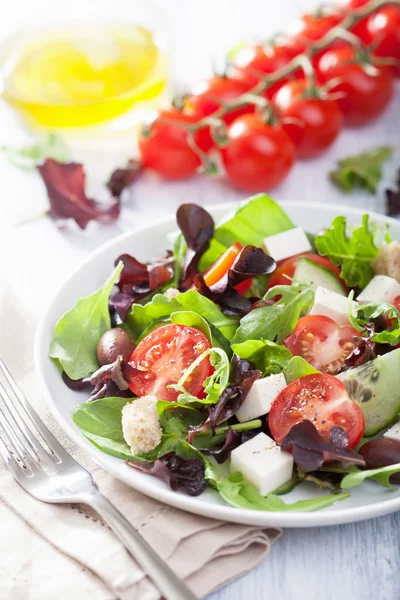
49,195,400,513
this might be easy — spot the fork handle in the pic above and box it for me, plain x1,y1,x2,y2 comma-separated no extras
84,489,198,600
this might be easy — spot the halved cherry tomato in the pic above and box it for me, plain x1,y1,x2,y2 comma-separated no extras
284,315,358,373
138,109,213,180
203,241,252,294
316,47,394,125
268,373,365,447
266,253,349,292
274,79,343,158
231,43,301,99
128,324,213,402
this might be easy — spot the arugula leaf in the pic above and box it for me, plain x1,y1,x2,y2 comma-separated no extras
341,463,400,490
128,290,239,341
315,215,379,288
49,262,123,380
231,283,314,345
330,146,394,193
284,356,320,383
2,132,70,170
231,339,292,376
213,194,294,247
170,348,231,405
216,472,350,512
350,301,400,346
73,396,203,461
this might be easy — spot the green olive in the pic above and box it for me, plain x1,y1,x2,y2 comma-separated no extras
96,328,135,365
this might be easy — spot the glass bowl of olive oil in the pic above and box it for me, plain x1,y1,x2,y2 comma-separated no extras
0,20,169,131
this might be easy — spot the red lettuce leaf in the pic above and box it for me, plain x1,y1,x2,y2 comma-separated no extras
193,246,276,316
106,159,142,198
386,169,400,217
187,356,261,442
198,425,262,464
110,253,173,322
176,204,215,290
281,420,366,473
128,452,207,496
38,159,120,229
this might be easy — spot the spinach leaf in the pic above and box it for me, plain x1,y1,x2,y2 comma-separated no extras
231,339,292,376
284,356,320,383
128,289,239,341
341,463,400,490
232,283,314,345
214,194,294,247
315,215,379,289
215,472,350,512
49,262,123,380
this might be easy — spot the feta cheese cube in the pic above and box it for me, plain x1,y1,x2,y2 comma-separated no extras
384,421,400,441
263,227,311,263
235,373,287,423
356,275,400,304
230,432,294,495
309,286,358,325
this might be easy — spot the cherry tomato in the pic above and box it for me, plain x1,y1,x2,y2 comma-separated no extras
285,12,343,53
138,109,212,180
365,7,400,76
128,324,213,401
274,79,343,158
284,315,358,374
316,47,394,125
266,253,348,292
335,0,369,38
231,44,301,99
268,373,365,447
184,76,253,149
221,114,295,192
203,241,252,294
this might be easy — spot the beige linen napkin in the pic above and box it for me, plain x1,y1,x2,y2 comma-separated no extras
0,282,281,599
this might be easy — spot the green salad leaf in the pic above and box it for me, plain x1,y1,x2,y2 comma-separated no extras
128,290,239,341
232,339,292,376
330,146,393,193
73,396,204,462
350,301,400,346
214,193,294,247
284,356,320,384
49,262,123,380
2,132,70,170
214,472,350,512
341,463,400,490
232,282,314,345
170,310,231,356
315,215,379,289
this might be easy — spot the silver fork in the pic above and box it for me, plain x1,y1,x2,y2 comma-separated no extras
0,359,197,600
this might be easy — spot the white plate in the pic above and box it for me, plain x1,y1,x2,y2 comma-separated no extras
35,200,400,528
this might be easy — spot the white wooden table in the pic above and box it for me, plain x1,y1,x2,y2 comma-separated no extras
1,0,400,598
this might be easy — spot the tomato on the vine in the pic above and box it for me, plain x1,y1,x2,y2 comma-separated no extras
138,109,212,179
284,11,343,53
273,79,343,158
266,253,349,292
316,46,394,125
220,113,295,192
284,315,358,373
364,6,400,75
335,0,370,38
268,373,365,447
231,43,301,99
128,324,213,402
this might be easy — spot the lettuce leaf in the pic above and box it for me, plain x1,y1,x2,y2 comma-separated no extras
49,262,123,380
127,290,239,341
350,301,400,346
231,283,314,345
315,215,379,289
341,463,400,489
284,356,320,383
213,193,294,247
329,146,393,193
231,339,292,376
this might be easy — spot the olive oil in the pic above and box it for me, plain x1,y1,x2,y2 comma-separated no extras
2,24,168,128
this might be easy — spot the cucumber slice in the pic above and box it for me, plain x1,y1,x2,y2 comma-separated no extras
294,257,345,295
337,348,400,436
